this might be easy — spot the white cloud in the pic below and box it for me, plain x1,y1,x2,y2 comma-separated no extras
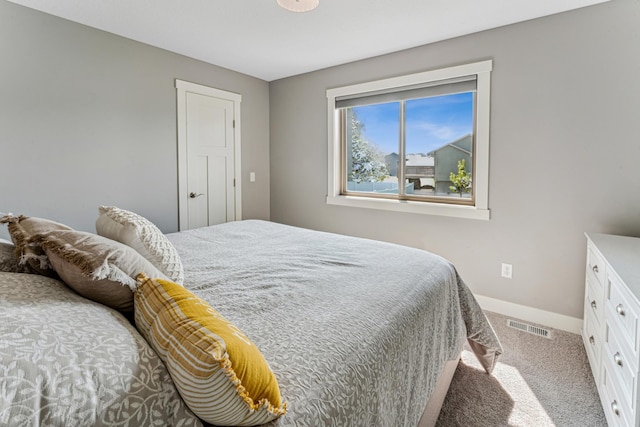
413,121,458,141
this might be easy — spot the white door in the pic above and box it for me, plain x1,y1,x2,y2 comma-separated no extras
176,80,242,230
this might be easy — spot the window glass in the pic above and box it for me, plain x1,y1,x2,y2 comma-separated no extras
405,92,474,201
343,91,475,204
345,103,399,195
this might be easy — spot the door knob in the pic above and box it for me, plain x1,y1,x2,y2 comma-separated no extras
189,192,204,198
613,352,623,367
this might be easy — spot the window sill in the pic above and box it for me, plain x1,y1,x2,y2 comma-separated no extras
326,195,490,220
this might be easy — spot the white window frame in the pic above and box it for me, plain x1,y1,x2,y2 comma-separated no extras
326,60,492,220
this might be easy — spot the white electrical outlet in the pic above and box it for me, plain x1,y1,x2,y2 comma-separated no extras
249,172,256,182
501,263,513,279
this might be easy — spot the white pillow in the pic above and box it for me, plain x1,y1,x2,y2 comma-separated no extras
95,206,184,285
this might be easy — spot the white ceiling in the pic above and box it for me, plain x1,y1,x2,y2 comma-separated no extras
8,0,608,81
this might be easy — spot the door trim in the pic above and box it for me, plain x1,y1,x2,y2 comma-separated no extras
175,79,242,230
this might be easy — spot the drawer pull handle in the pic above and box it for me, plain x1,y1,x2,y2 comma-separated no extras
614,352,623,367
611,400,620,417
592,265,599,274
589,336,595,345
616,304,625,316
590,300,597,309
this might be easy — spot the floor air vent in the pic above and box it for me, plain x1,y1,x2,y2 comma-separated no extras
507,319,552,339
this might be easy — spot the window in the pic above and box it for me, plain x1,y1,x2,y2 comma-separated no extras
326,61,492,220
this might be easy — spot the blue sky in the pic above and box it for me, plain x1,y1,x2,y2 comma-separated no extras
353,92,474,155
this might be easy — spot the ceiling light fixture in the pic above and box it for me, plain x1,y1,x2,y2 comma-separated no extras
277,0,319,13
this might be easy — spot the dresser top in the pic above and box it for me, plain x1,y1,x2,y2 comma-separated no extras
586,232,640,302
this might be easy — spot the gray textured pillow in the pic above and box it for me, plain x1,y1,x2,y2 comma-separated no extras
96,206,184,285
0,239,31,274
33,230,169,312
0,214,72,276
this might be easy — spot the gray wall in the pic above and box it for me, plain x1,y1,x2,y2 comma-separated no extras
269,0,640,319
0,1,270,238
2,0,638,320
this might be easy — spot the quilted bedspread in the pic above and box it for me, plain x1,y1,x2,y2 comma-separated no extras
0,272,203,427
167,220,502,427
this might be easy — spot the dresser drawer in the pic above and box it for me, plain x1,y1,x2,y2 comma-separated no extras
585,275,604,331
601,363,632,427
604,324,637,412
583,311,601,380
587,244,606,286
607,272,640,357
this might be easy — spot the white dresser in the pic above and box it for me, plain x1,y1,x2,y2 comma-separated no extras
583,233,640,427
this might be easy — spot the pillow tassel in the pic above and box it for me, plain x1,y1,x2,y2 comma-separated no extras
0,214,19,224
100,265,137,291
216,354,288,418
1,215,29,260
19,253,51,269
32,234,100,277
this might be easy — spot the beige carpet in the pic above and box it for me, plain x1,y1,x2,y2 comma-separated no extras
436,311,607,426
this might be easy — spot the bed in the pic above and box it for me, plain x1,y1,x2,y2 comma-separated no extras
0,208,502,427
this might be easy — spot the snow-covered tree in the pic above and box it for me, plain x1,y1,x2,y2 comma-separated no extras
349,112,389,183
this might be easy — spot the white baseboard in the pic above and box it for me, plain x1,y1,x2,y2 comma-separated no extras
475,295,582,335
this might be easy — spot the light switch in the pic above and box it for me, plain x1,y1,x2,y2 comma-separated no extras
250,172,256,182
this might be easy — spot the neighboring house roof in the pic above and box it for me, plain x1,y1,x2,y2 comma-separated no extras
405,154,434,166
427,134,473,156
385,152,434,166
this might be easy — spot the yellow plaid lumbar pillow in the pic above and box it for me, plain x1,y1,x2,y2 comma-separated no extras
134,274,286,426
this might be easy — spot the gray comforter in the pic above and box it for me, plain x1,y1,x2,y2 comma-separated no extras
167,220,502,427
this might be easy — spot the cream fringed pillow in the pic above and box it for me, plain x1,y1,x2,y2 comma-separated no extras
96,206,184,284
0,214,72,276
134,274,287,426
34,230,169,312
